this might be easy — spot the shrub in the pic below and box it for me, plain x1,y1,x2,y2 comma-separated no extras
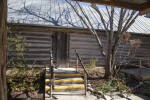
7,23,30,68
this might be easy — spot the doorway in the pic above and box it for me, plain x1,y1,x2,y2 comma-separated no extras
52,32,70,68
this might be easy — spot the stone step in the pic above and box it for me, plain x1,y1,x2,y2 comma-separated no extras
45,84,85,92
45,73,83,78
45,78,84,83
45,91,86,98
46,68,78,74
45,78,84,85
143,80,150,86
142,76,150,80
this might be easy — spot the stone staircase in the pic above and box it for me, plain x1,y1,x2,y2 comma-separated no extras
45,67,86,99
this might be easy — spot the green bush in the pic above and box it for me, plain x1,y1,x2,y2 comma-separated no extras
95,77,131,94
87,56,98,71
7,68,44,93
7,24,30,68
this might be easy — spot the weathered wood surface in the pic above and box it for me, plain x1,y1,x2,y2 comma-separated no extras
7,30,52,66
69,33,150,67
0,0,7,100
52,32,70,68
7,26,150,68
123,68,150,80
75,50,89,77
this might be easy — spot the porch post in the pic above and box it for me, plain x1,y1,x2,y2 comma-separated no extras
0,0,7,100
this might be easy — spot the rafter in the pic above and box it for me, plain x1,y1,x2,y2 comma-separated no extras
73,0,141,10
140,1,150,15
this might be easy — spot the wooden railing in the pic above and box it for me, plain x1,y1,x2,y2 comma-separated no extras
75,50,89,95
118,54,150,81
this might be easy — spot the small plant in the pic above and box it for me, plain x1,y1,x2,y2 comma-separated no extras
87,56,98,71
7,23,30,68
7,68,44,93
94,76,131,94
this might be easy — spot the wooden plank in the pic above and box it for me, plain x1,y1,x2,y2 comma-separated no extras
140,1,150,15
52,32,70,68
73,0,141,11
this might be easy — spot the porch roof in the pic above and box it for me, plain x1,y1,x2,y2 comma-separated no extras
73,0,150,15
8,0,150,35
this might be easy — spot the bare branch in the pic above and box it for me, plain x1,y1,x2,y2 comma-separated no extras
66,0,93,32
122,13,139,32
106,6,111,18
66,0,107,62
117,8,125,35
91,4,109,36
110,7,114,36
76,2,95,32
122,10,136,32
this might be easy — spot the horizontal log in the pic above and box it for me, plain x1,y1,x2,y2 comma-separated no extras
25,37,51,41
21,32,52,37
26,47,51,49
21,31,52,35
24,40,51,43
119,55,150,61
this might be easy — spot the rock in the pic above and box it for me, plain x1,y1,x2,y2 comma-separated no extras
87,84,91,87
104,95,112,100
25,98,31,100
87,87,94,92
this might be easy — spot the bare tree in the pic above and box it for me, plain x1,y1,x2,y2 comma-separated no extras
0,0,7,99
66,0,139,78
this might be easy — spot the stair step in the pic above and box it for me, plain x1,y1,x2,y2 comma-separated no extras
46,68,78,74
142,76,150,80
45,74,82,77
45,78,84,83
45,85,85,91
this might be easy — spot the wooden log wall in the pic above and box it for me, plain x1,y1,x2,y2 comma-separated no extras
7,25,150,68
7,30,52,67
69,33,150,68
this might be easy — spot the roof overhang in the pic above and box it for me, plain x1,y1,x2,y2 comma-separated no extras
73,0,150,15
8,23,150,36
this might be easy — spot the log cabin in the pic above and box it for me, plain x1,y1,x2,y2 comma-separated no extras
7,0,150,68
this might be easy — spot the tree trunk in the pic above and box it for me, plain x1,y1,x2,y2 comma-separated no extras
104,61,113,78
0,0,7,100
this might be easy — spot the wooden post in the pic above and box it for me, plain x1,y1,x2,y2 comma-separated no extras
52,66,55,90
50,66,54,98
139,60,142,81
50,79,52,98
84,73,87,96
49,51,52,98
75,50,90,77
76,57,78,73
0,0,7,100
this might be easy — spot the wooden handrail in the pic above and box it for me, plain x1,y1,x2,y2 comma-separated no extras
118,54,150,61
75,50,90,78
119,62,150,71
75,50,88,96
118,54,150,81
49,50,55,98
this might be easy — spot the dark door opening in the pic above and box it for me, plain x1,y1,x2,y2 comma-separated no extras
52,32,70,68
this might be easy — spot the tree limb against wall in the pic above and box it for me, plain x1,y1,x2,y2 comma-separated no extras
66,0,139,78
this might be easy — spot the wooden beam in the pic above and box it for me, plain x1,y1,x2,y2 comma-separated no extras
140,1,150,15
73,0,141,11
140,7,150,15
0,0,7,100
